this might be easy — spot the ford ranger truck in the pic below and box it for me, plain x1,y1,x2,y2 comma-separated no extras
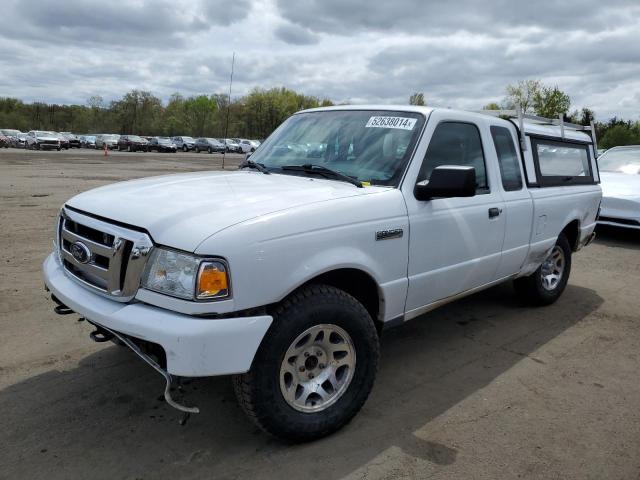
43,106,602,441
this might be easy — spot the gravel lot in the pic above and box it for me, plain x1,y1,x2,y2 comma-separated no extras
1,148,639,480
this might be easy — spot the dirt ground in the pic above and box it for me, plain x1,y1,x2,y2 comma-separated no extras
1,148,639,480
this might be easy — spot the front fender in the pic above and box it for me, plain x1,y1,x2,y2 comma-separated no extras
196,189,410,321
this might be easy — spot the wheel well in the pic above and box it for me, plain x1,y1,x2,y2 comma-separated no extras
301,268,382,326
561,220,580,251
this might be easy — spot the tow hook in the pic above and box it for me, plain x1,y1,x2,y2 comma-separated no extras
51,294,74,315
89,327,114,343
93,323,200,419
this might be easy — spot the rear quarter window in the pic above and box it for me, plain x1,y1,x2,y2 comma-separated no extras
531,138,595,187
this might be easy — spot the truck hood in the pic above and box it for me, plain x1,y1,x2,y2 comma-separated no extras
600,171,640,198
66,171,383,251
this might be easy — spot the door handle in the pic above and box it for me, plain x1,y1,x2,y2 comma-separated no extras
488,207,502,218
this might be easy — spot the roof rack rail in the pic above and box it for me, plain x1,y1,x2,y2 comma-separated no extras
475,105,598,152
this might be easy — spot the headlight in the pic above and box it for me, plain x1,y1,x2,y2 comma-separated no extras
141,248,230,301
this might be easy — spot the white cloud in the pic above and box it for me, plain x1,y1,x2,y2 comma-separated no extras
0,0,639,120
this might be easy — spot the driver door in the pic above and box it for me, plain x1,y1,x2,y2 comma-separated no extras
402,112,506,316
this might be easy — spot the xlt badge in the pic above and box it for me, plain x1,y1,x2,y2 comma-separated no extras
376,228,403,241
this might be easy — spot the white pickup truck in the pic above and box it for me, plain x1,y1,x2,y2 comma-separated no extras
43,106,601,441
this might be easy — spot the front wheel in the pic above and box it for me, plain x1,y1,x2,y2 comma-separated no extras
183,145,188,152
514,233,572,306
233,284,379,441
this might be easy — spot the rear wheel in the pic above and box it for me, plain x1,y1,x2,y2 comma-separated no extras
183,145,188,152
208,147,212,154
233,284,379,441
514,233,572,305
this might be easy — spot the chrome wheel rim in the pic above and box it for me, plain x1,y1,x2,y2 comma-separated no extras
279,324,356,413
540,245,565,291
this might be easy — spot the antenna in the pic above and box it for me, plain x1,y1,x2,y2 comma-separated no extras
222,52,235,170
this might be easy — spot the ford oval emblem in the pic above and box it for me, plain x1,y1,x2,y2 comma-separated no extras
70,241,91,264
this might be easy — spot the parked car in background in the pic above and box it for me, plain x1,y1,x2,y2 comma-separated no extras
249,139,261,150
55,133,70,149
60,133,81,148
148,137,177,153
172,136,196,152
10,132,27,148
0,134,9,148
1,129,22,138
596,146,640,230
96,134,120,150
118,135,149,152
194,137,225,153
26,130,61,150
220,138,242,153
233,138,254,153
80,135,97,148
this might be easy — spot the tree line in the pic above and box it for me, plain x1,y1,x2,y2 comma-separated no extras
0,87,333,140
410,79,640,149
1,80,638,148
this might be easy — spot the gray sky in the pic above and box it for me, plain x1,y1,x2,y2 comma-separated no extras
1,0,639,119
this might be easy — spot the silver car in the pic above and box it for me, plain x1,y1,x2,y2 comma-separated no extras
171,136,196,152
26,131,61,150
96,134,120,150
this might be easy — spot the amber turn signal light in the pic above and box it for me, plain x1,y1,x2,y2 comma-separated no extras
196,261,230,299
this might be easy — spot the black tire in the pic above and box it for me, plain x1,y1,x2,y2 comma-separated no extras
183,145,188,152
514,233,572,306
208,147,212,154
195,147,200,153
128,145,132,152
233,284,379,442
57,146,61,151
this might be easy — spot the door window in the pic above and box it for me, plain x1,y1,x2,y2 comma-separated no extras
490,126,523,191
418,122,488,192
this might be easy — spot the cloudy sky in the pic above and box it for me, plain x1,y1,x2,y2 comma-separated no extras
1,0,639,119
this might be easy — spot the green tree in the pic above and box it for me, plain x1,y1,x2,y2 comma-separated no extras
505,79,541,113
483,102,501,110
599,124,640,149
533,85,571,118
409,92,425,106
183,95,218,137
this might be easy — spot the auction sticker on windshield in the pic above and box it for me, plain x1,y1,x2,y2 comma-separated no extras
365,116,417,130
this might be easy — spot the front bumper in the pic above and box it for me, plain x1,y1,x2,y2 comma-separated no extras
43,253,272,377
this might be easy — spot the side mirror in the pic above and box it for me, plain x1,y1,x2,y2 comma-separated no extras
414,165,476,200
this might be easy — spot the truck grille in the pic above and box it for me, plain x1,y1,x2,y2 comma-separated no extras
57,208,153,301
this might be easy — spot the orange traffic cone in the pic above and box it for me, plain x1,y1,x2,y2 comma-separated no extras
103,143,108,157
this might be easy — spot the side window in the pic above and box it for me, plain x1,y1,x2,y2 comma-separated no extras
531,138,594,186
418,122,488,191
490,126,523,191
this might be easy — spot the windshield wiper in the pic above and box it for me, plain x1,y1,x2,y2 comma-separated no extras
239,160,270,174
280,164,363,188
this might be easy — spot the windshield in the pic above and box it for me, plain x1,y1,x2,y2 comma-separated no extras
182,136,194,141
158,137,171,144
128,135,142,141
103,134,118,140
598,147,640,174
249,110,425,186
